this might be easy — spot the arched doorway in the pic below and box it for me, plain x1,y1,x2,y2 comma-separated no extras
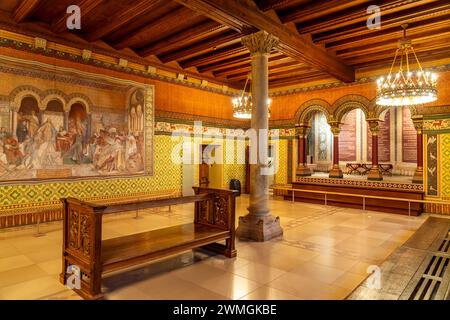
295,100,332,176
17,96,40,143
44,99,65,131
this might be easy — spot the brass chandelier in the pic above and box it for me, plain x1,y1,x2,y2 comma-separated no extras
376,24,438,107
232,75,271,119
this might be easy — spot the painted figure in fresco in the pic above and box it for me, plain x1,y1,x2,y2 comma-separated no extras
136,104,144,132
3,135,23,166
16,112,29,143
56,127,72,153
34,119,61,167
0,145,9,175
0,127,7,140
65,133,83,164
21,135,36,169
25,110,40,138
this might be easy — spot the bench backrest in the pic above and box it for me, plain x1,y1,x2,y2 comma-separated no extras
61,187,237,289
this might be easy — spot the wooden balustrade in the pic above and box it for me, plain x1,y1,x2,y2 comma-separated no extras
59,187,237,300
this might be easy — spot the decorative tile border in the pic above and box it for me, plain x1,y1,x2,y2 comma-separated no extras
295,176,424,192
154,121,296,138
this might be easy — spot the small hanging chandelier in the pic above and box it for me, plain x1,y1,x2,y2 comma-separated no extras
376,24,438,107
232,75,271,119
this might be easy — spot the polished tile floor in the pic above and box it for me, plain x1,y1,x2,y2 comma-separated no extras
0,195,427,300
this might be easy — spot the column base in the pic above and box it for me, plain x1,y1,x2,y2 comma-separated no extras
296,166,311,177
236,214,283,242
368,167,383,181
329,166,343,179
412,168,424,184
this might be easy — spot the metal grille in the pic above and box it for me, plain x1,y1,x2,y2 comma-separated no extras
408,229,450,300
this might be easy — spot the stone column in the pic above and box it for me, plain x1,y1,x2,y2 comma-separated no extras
296,125,311,177
236,31,283,242
329,123,343,178
367,120,383,181
412,117,424,184
63,111,69,131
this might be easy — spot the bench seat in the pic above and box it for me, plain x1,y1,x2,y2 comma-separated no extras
102,223,230,272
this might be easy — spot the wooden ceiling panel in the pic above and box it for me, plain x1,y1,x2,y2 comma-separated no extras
113,7,206,50
2,0,449,90
101,1,180,44
295,0,440,35
313,0,450,44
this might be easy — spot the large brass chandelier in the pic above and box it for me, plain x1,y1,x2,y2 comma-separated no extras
376,24,438,107
232,75,271,119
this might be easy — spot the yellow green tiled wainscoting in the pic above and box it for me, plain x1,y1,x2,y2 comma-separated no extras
0,135,183,227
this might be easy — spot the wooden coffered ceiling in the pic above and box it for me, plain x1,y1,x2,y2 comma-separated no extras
0,0,449,89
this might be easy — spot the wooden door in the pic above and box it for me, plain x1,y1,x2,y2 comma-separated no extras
199,145,209,187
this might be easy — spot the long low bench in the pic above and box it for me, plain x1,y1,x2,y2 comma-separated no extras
59,187,237,300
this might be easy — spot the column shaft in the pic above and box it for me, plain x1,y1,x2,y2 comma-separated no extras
368,121,383,181
236,31,283,242
296,126,311,177
413,118,424,184
329,125,343,178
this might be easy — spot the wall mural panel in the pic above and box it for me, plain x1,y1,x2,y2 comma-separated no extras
339,109,357,162
402,107,417,163
426,133,439,196
0,80,154,184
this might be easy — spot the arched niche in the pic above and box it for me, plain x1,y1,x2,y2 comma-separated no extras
44,99,65,131
332,95,371,123
16,96,41,142
295,99,332,126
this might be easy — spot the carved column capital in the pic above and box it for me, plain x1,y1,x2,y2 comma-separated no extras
412,116,424,134
241,31,279,56
328,122,341,136
367,120,381,135
295,125,310,137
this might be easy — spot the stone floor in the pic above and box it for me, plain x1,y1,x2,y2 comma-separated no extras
0,195,427,300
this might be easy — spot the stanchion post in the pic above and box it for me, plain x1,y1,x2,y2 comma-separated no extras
34,212,46,237
134,209,143,220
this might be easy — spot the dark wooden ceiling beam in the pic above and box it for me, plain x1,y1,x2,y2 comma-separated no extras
314,2,450,44
227,64,313,81
199,55,251,73
52,0,105,33
216,57,297,77
181,43,247,68
85,0,162,42
354,49,450,69
113,6,197,50
330,21,450,53
173,0,355,82
159,30,241,63
281,0,368,24
269,73,330,88
12,0,41,23
296,0,440,34
138,21,228,57
257,0,311,11
345,37,450,65
337,30,450,58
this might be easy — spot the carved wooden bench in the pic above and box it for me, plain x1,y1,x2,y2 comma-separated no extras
59,187,237,300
